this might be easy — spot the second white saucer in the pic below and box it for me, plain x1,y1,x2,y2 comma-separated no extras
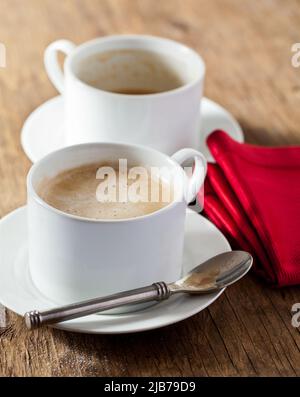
21,96,243,163
0,207,230,334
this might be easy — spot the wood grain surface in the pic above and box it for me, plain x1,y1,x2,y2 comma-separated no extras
0,0,300,377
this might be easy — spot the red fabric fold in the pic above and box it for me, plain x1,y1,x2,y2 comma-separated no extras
201,130,300,287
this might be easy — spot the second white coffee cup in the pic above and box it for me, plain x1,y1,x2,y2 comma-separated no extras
44,35,205,155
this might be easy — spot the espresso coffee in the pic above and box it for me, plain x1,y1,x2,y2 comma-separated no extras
77,49,185,94
38,163,172,220
111,88,161,95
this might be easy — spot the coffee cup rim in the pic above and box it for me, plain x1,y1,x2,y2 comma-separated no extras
27,142,186,224
65,34,205,98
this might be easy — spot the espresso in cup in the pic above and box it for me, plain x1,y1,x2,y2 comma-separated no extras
76,49,185,94
38,162,173,220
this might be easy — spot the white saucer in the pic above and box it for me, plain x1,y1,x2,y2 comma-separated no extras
21,96,243,163
0,207,230,334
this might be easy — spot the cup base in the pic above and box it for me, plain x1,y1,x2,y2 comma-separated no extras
28,261,159,316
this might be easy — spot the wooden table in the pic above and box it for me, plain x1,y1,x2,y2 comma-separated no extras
0,0,299,377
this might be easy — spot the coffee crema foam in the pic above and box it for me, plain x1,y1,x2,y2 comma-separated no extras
77,49,184,94
38,163,173,220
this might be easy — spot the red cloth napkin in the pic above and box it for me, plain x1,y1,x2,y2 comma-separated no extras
201,130,300,287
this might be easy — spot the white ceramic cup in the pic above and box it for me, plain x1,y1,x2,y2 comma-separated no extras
27,143,206,307
44,35,205,155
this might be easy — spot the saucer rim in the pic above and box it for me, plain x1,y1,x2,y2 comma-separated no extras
21,95,244,164
0,206,230,334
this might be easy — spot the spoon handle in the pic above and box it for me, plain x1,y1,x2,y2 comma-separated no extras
24,282,171,330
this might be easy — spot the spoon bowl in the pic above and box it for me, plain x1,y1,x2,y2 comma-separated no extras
169,251,253,294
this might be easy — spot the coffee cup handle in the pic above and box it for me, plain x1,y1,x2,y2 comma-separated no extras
44,40,76,93
171,148,207,205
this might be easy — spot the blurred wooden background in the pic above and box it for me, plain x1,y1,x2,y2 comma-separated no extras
0,0,299,376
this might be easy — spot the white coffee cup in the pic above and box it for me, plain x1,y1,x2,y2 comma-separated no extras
44,35,205,155
27,143,206,307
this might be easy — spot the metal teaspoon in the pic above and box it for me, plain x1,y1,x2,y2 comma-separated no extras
24,251,252,330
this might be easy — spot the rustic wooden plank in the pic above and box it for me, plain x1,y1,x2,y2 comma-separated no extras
0,305,6,329
0,0,299,377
